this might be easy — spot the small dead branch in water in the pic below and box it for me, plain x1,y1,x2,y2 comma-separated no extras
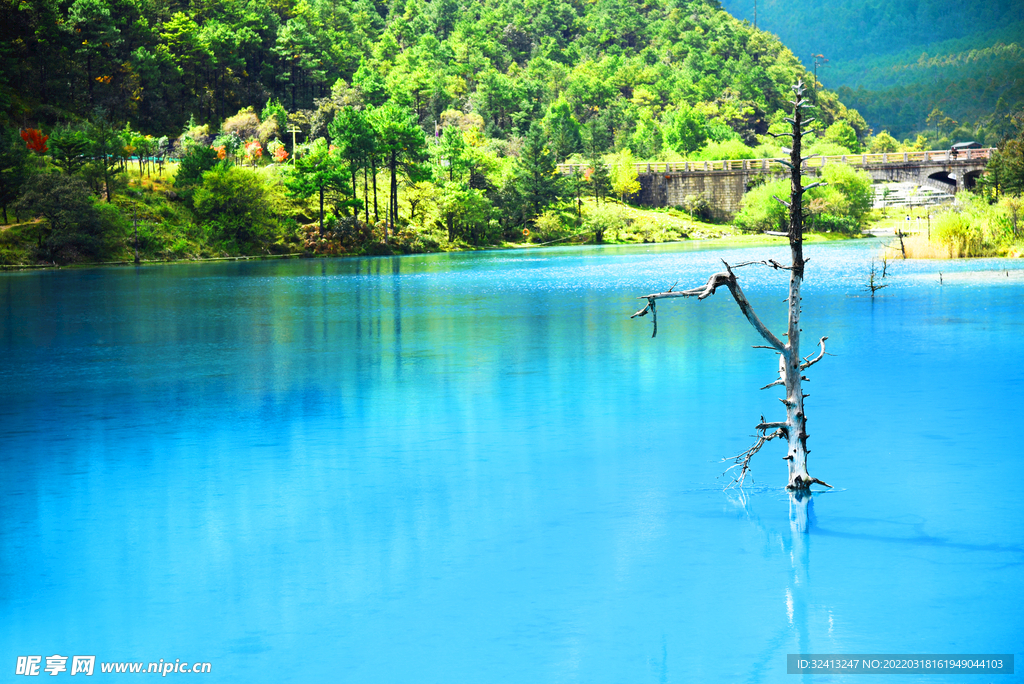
866,261,888,298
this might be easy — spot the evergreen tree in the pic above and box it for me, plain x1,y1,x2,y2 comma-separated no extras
0,127,32,223
285,139,352,233
50,126,92,177
979,122,1024,197
515,121,561,225
85,117,125,202
369,103,428,238
329,107,376,226
435,125,471,240
546,100,582,162
586,126,611,204
13,173,104,261
173,145,219,204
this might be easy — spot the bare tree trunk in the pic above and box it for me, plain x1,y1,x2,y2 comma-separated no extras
389,151,398,241
372,158,379,225
632,81,831,491
783,92,812,490
351,168,358,227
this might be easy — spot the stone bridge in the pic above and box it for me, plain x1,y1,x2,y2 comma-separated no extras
558,148,993,221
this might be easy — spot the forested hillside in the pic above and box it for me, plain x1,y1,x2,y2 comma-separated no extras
720,0,1024,140
2,0,862,143
1,0,877,264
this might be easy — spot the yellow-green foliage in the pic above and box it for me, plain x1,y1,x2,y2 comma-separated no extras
868,130,900,153
695,139,755,161
819,163,873,220
933,211,982,257
582,202,627,242
953,193,1020,248
734,178,789,232
998,196,1023,237
581,200,700,242
222,107,261,141
193,165,288,250
806,140,854,157
883,194,1024,259
736,163,872,233
530,209,573,243
607,149,641,200
822,120,862,153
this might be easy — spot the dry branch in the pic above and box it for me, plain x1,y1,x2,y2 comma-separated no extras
637,261,787,352
722,426,786,488
799,337,828,370
731,259,794,271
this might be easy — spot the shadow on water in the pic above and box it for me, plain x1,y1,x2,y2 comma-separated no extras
714,488,1024,556
808,521,1024,556
729,488,1022,684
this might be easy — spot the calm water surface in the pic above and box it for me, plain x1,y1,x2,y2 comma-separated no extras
1,241,1022,682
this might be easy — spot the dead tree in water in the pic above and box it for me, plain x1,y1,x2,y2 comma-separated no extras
631,81,831,491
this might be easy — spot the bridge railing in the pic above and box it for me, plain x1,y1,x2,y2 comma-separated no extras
556,148,994,175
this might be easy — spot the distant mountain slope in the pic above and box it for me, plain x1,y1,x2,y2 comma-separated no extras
720,0,1024,138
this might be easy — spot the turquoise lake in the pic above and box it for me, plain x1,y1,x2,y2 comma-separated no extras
1,241,1022,682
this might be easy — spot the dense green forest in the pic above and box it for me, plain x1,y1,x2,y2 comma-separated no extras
720,0,1024,139
3,0,865,138
1,0,1020,265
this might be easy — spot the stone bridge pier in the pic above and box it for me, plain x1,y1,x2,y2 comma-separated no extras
636,166,774,222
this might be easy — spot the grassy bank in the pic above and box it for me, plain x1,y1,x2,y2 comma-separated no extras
867,195,1024,259
0,199,863,272
0,162,879,270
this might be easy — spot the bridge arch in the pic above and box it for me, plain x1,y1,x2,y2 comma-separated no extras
927,171,957,189
962,169,983,190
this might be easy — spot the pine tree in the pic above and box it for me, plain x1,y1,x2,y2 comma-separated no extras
587,136,610,204
369,103,428,239
515,121,560,225
285,139,351,233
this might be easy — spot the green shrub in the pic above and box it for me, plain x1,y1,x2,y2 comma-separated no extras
13,173,107,263
173,146,219,202
818,163,873,221
733,178,788,233
822,120,862,154
169,236,191,257
694,139,755,161
801,163,873,232
806,141,856,157
751,143,782,159
807,213,859,233
679,192,712,221
583,203,628,242
530,208,574,243
193,165,284,252
364,241,394,256
934,211,982,257
998,196,1022,237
